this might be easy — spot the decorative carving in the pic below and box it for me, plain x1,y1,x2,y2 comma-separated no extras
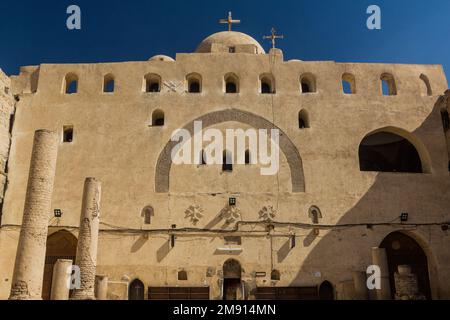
220,205,241,225
258,205,277,221
184,205,204,225
155,109,306,193
162,80,183,93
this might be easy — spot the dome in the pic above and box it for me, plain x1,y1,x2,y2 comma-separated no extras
148,55,175,62
195,31,265,54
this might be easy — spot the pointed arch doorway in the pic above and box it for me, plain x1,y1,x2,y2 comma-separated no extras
42,230,77,300
223,259,242,300
380,232,432,299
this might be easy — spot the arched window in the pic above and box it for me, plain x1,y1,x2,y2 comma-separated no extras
178,270,188,281
103,74,115,93
342,73,356,94
319,281,335,300
144,73,161,93
308,206,322,224
63,73,78,94
152,109,165,126
260,74,275,94
129,279,145,300
298,110,309,129
141,206,154,224
225,73,239,93
300,73,316,94
441,109,450,132
245,150,251,165
187,73,201,93
222,150,233,172
380,73,397,96
359,131,423,173
420,74,432,96
271,270,281,281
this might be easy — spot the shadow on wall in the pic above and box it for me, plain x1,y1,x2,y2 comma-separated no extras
289,95,450,300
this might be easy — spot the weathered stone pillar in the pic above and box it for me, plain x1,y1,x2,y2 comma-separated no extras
95,275,108,300
372,247,391,300
71,178,101,300
50,259,73,300
352,271,369,300
9,130,59,300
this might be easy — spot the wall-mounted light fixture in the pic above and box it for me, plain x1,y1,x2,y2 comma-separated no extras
229,198,236,206
400,213,409,222
54,209,62,218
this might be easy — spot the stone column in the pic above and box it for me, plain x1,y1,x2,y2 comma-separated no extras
9,130,59,300
95,275,108,300
50,259,73,300
372,247,391,300
71,178,101,300
352,271,369,300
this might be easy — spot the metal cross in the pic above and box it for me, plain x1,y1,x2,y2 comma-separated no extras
263,28,284,49
219,12,241,31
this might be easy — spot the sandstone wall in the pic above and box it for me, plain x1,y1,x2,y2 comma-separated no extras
0,69,15,221
0,51,449,299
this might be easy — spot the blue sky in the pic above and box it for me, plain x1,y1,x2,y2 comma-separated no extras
1,0,449,81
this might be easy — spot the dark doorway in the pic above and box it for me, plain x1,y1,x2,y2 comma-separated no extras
318,281,335,300
43,231,77,300
223,259,242,300
129,279,145,300
380,232,432,300
359,131,423,173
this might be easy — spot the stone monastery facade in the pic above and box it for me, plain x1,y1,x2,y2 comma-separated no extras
0,27,449,300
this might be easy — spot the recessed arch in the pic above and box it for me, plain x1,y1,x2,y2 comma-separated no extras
141,206,154,224
298,109,310,129
144,73,161,93
379,231,432,300
103,73,115,93
300,73,316,94
380,73,397,96
224,73,239,93
271,269,281,281
151,109,165,127
155,109,306,193
43,230,78,300
358,127,431,174
260,73,275,94
186,73,202,93
223,259,242,300
63,73,78,94
318,281,335,300
419,74,432,96
128,279,145,300
342,73,356,94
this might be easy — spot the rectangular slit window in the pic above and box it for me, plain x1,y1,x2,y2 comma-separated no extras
63,126,74,143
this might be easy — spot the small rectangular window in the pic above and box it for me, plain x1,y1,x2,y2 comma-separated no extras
63,126,74,143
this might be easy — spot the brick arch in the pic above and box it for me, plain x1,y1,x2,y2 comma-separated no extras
155,108,305,193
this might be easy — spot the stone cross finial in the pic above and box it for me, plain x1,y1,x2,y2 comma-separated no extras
219,11,241,31
263,27,284,49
